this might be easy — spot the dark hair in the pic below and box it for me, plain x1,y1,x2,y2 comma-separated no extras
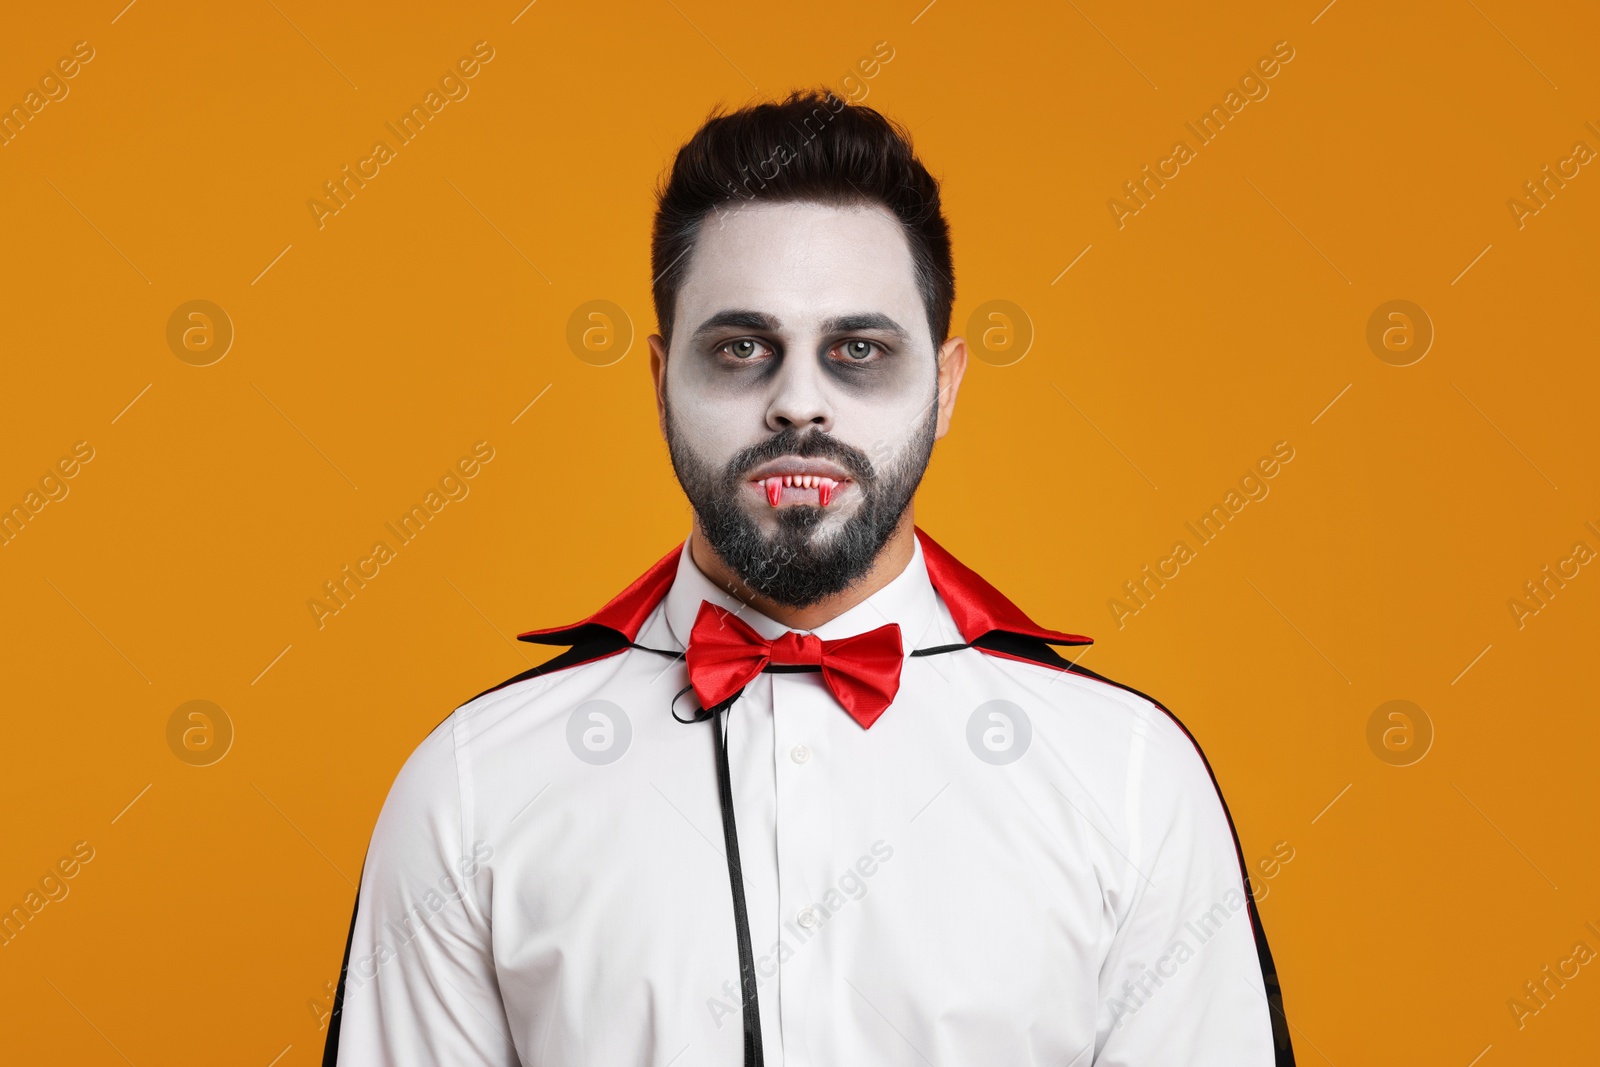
651,88,954,353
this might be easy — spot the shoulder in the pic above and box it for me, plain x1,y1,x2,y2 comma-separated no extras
1066,666,1217,782
379,640,681,832
997,659,1258,906
448,639,670,745
1048,664,1252,878
990,649,1231,813
1080,665,1228,802
373,645,650,825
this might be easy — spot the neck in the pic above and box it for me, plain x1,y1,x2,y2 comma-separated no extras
688,511,917,630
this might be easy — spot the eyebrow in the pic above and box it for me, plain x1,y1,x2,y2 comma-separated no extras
821,313,908,341
688,309,910,344
690,309,778,343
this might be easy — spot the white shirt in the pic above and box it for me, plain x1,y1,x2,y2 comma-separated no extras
328,528,1291,1066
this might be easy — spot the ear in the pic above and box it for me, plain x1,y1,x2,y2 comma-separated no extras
648,333,670,439
933,335,968,440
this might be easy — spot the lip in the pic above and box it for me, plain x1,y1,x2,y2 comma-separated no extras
746,456,852,482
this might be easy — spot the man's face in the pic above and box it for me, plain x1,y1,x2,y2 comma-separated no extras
650,200,957,608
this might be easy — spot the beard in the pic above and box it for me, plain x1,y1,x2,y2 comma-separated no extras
664,397,939,609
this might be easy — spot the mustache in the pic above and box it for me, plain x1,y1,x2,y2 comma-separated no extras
724,428,876,486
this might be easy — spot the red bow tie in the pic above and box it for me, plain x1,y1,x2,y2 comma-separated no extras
686,601,904,729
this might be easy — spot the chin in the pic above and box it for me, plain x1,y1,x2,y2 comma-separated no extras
749,502,845,533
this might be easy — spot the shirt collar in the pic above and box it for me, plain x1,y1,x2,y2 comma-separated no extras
516,526,1091,655
653,532,950,653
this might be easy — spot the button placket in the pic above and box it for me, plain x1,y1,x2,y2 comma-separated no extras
771,671,834,1064
727,671,784,1063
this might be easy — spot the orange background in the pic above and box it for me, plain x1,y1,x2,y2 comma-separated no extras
2,0,1596,1063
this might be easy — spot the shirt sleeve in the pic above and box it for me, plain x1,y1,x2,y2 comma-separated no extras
1092,700,1280,1066
328,715,521,1066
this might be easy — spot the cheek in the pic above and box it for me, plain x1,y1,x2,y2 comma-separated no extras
678,417,744,467
667,366,760,458
833,381,934,463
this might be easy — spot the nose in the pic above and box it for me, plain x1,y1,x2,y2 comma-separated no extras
764,351,833,433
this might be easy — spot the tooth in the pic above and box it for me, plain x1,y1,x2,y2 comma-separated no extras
766,478,782,507
818,479,833,506
784,475,793,487
802,475,813,489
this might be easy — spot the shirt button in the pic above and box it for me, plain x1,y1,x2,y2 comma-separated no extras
797,907,819,929
790,744,811,764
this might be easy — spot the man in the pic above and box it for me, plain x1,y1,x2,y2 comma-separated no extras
325,89,1294,1066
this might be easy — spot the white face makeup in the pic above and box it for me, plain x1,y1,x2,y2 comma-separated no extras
659,200,941,538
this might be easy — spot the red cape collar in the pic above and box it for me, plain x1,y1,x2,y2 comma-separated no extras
517,527,1091,651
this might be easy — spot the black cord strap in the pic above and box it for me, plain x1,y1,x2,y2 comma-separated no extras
669,680,764,1063
656,638,974,1067
711,691,763,1067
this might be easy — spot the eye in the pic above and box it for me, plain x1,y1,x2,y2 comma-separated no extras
714,338,774,362
833,339,884,362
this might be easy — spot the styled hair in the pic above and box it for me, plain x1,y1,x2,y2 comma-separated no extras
650,88,954,353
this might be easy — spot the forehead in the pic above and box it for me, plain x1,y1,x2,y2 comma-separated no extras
675,200,923,339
